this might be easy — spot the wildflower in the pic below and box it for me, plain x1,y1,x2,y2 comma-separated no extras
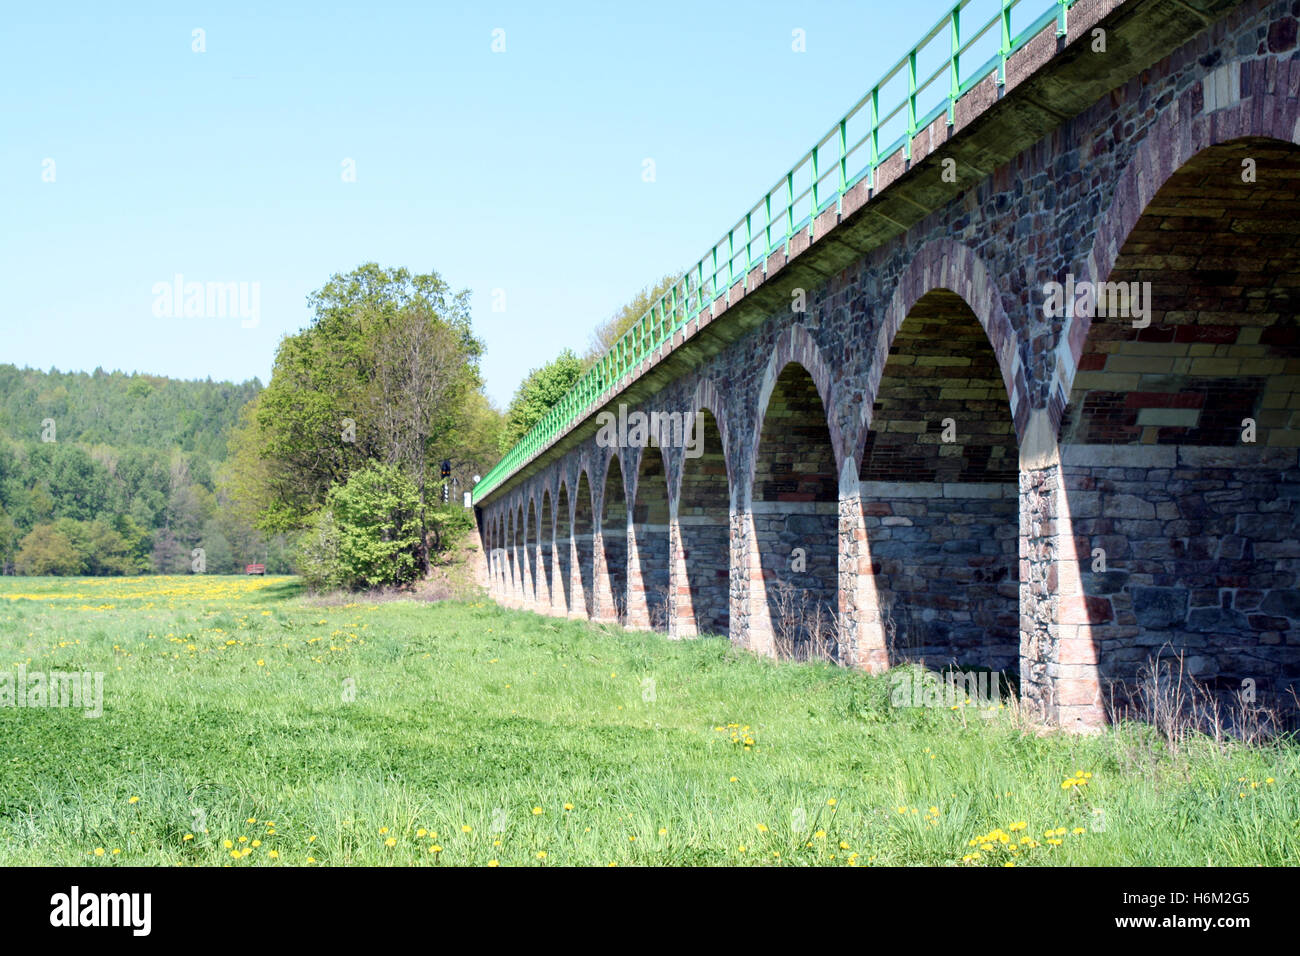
563,803,574,811
128,796,140,804
488,860,499,867
183,834,194,842
251,840,262,848
756,823,768,833
536,851,547,860
223,840,234,849
532,807,543,816
430,845,442,854
268,850,279,859
385,838,397,847
417,828,427,837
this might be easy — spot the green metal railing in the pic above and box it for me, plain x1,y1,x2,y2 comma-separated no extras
474,0,1078,505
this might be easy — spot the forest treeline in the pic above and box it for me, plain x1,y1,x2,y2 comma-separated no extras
1,262,671,584
0,365,279,575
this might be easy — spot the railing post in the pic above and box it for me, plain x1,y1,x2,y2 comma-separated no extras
838,118,847,198
785,171,794,244
906,49,917,160
949,4,961,124
870,86,880,184
811,145,820,238
1000,0,1012,84
765,192,772,255
1057,0,1068,36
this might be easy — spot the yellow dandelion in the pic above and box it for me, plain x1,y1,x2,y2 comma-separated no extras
128,796,140,804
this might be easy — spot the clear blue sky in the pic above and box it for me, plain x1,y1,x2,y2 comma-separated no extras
1,0,962,408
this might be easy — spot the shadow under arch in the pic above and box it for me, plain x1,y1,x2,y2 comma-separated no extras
1054,135,1300,727
750,352,840,660
858,286,1021,677
631,444,670,631
677,404,732,637
574,469,595,618
600,452,629,624
554,481,572,614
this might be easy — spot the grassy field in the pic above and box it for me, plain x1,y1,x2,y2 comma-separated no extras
0,574,1295,866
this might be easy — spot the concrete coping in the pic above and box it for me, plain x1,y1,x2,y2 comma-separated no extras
858,480,1017,499
748,500,839,515
1061,444,1299,469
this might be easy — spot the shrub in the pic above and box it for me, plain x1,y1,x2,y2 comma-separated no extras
327,462,422,590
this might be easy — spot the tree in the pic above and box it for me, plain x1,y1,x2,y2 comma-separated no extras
499,349,584,454
15,524,83,575
232,263,488,534
0,505,17,574
584,273,682,363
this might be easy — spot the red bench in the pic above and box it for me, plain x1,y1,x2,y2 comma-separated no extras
245,563,266,575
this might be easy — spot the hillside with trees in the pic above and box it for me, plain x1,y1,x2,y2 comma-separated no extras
0,365,276,575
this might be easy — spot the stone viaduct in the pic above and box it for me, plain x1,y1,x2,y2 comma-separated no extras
474,0,1300,731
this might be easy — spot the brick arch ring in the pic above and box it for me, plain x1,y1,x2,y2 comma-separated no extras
744,323,842,511
852,237,1026,473
668,377,735,512
1053,66,1300,416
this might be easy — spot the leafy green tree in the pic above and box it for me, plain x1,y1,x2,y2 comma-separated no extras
15,524,83,575
233,263,487,534
499,349,584,454
199,519,236,573
584,273,682,364
0,505,17,574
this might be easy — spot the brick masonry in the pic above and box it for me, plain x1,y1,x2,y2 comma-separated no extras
481,0,1300,731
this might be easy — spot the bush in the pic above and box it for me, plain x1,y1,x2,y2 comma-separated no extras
428,502,476,555
325,463,422,591
295,508,345,592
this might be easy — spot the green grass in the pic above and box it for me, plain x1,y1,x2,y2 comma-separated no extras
0,574,1296,866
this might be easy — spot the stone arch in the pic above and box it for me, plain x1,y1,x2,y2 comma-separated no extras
1043,127,1300,728
676,397,733,638
525,494,538,608
746,324,842,507
855,281,1022,678
554,478,572,615
574,466,596,618
1055,75,1300,414
629,442,671,631
855,238,1025,469
676,378,736,510
598,450,630,624
746,329,842,659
